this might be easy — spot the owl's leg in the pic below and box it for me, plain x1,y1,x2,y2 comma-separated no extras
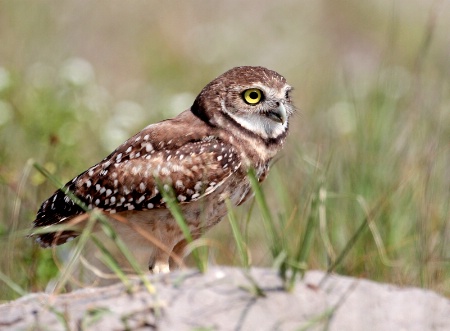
169,239,189,270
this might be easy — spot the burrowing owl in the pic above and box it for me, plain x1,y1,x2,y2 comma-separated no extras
32,66,295,273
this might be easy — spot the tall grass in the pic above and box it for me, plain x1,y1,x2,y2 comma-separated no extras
0,0,449,301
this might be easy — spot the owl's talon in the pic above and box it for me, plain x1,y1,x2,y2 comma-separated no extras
150,263,170,274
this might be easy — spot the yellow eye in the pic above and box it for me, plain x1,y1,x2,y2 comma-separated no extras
243,89,263,105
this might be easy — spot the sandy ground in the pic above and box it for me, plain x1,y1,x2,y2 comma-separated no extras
0,267,448,330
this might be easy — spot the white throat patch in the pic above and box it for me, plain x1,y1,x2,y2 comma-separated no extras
227,112,288,139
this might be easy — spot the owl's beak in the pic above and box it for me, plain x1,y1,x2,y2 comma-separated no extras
267,102,287,125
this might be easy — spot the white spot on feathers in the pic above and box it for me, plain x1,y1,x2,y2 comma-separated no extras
126,146,132,153
194,181,203,192
145,143,153,152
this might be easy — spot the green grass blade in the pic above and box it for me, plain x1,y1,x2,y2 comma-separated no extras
96,217,155,293
0,270,27,297
90,236,132,290
53,213,98,293
226,199,249,269
247,168,280,257
288,192,319,288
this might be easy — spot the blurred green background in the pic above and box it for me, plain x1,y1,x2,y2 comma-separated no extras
0,0,449,300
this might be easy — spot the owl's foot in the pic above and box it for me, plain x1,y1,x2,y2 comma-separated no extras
150,262,170,274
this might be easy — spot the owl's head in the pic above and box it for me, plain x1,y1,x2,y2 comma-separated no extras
192,66,295,141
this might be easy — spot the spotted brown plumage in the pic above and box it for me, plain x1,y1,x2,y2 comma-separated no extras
32,66,295,273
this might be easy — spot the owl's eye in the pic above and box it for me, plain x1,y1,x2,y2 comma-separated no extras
243,89,263,105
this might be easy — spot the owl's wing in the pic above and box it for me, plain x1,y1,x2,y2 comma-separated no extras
33,129,241,247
